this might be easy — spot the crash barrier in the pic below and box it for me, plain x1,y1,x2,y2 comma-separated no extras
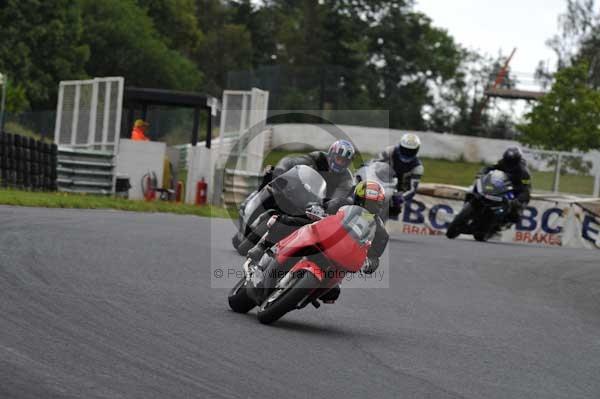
387,184,600,250
221,168,262,208
57,147,114,195
0,131,57,190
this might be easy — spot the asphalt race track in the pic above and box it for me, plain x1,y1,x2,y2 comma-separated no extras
1,206,599,399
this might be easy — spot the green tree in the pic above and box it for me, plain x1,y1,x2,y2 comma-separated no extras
0,0,89,109
5,84,30,113
81,0,203,91
427,50,520,138
136,0,204,56
518,62,600,151
366,7,463,129
194,0,253,93
537,0,600,88
229,0,464,121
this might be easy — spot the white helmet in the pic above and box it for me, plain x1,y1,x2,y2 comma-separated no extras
395,133,421,162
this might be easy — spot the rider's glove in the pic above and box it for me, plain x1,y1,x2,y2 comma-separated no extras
259,165,275,190
361,257,379,274
305,203,326,220
266,214,279,228
324,197,352,214
392,192,405,208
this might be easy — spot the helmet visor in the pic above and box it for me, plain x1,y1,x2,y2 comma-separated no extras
330,154,352,172
363,199,383,215
399,146,418,162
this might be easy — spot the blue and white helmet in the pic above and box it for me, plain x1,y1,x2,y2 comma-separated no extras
395,133,421,163
327,139,355,173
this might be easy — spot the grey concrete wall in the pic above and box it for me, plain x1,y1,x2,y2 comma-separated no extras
115,139,166,200
269,123,600,177
269,123,516,163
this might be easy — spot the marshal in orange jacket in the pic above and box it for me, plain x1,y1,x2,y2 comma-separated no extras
131,119,150,141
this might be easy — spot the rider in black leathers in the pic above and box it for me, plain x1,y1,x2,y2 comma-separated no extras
479,147,532,223
259,141,355,207
247,140,356,263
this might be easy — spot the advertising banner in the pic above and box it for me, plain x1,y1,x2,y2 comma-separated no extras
387,194,600,250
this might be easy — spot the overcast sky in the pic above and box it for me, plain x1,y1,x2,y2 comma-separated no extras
415,0,567,75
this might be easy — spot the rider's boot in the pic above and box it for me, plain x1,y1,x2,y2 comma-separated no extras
319,285,341,304
247,239,270,263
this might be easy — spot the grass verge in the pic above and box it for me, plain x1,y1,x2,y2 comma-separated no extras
0,189,231,218
421,158,595,195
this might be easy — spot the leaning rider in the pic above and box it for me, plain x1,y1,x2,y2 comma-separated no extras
259,139,356,208
480,146,532,223
247,140,355,262
249,180,390,304
374,133,424,218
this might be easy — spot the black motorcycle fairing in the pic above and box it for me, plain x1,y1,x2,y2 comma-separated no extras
448,170,514,239
239,189,276,236
270,165,327,216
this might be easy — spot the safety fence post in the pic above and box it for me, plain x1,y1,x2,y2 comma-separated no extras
552,153,562,193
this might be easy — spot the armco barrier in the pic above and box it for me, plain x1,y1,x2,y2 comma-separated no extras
0,131,57,191
57,148,114,195
387,184,600,250
222,168,261,208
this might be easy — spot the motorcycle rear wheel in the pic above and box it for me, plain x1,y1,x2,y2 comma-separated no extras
228,277,256,313
256,270,319,325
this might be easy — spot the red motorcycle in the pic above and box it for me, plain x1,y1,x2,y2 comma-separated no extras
228,204,377,324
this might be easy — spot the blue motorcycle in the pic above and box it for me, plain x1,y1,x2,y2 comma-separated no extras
446,169,515,242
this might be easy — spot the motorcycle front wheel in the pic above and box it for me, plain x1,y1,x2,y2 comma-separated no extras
228,276,256,313
236,235,256,256
446,202,473,239
256,270,320,325
473,232,488,242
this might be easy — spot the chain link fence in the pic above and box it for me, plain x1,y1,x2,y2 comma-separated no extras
522,149,600,197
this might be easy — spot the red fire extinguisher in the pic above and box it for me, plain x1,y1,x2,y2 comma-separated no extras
175,181,184,203
143,173,156,201
195,177,207,206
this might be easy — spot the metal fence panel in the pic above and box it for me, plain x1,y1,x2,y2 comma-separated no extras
54,77,124,152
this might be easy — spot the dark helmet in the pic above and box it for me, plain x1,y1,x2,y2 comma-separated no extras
394,133,421,163
353,180,385,216
502,147,523,170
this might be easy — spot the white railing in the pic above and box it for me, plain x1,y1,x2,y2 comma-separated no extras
54,77,124,153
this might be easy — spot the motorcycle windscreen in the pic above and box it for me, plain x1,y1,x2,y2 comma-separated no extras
338,205,377,243
356,161,396,184
270,165,327,216
242,190,264,220
479,170,514,201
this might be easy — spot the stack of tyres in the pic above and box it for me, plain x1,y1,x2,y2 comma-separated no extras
0,132,57,191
